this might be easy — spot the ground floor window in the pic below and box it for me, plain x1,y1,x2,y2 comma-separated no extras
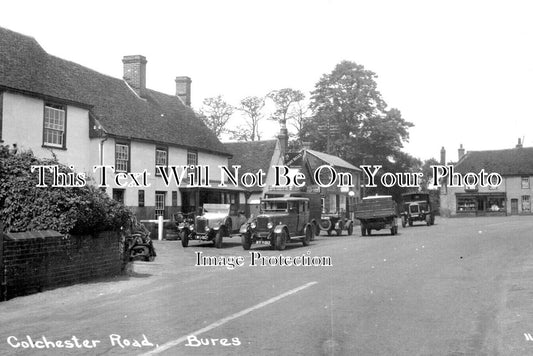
457,197,476,212
522,195,531,213
112,189,125,204
155,191,166,218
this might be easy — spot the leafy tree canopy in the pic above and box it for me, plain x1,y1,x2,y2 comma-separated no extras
306,61,414,165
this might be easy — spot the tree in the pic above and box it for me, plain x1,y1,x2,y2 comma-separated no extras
288,100,311,144
267,88,305,128
198,95,234,138
229,96,265,141
307,61,414,164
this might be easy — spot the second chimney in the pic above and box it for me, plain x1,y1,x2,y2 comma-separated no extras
458,144,465,160
122,55,147,97
516,138,523,148
440,147,446,165
175,76,192,106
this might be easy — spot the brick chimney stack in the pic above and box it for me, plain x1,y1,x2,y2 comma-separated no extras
278,127,289,164
122,55,147,97
458,144,465,160
175,76,192,106
516,138,523,148
440,147,446,165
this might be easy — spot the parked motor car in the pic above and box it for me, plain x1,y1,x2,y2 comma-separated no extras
180,204,246,248
400,192,435,227
240,197,315,250
319,211,354,236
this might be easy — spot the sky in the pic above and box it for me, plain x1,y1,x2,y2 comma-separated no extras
1,0,532,162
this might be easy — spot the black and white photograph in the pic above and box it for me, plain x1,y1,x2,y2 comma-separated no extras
1,1,533,355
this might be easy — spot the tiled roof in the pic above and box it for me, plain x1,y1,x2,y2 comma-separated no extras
455,147,533,176
306,149,361,171
224,140,278,175
0,27,230,156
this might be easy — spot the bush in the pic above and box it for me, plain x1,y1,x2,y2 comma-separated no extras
0,145,133,234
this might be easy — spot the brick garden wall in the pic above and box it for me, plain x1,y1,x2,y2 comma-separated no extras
1,231,124,300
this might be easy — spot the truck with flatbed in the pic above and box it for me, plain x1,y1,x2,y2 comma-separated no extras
354,195,398,236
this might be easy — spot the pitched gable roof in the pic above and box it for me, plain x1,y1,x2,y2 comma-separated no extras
0,27,230,156
306,149,361,171
224,140,278,174
455,147,533,176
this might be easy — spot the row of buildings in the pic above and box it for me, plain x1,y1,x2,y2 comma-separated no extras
1,26,531,220
0,26,360,222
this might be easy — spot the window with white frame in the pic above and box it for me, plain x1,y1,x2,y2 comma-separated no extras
155,191,166,218
115,143,129,172
522,195,531,213
155,147,168,176
43,104,66,148
522,177,530,189
187,150,198,166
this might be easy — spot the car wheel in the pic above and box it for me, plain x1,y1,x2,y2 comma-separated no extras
181,231,189,248
367,229,372,236
313,222,319,239
347,224,353,236
215,229,223,249
320,219,332,231
401,218,406,228
241,233,252,250
408,219,413,227
275,229,287,251
335,229,342,236
361,225,367,236
303,227,312,247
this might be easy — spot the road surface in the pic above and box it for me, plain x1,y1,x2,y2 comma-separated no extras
1,216,533,355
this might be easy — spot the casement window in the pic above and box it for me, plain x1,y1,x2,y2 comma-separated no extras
522,195,531,213
112,189,125,204
115,142,130,172
155,147,168,176
138,190,145,207
521,177,530,189
43,103,66,148
155,191,166,218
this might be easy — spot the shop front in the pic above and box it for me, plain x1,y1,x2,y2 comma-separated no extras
455,192,507,216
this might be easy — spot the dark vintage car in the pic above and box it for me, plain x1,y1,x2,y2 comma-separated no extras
180,204,246,248
240,197,315,250
319,211,354,236
400,192,435,227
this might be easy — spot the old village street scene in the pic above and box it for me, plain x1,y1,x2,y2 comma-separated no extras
1,1,533,355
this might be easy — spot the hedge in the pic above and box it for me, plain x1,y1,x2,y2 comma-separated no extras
0,145,132,234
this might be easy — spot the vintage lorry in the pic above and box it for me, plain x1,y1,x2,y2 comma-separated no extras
400,192,435,227
354,195,398,236
240,197,315,250
179,204,246,248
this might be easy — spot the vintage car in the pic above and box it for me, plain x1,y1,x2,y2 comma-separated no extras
400,192,435,227
180,204,246,248
319,212,354,236
240,197,315,250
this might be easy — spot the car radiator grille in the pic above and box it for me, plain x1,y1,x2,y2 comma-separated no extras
256,217,270,231
196,219,207,233
409,205,420,214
